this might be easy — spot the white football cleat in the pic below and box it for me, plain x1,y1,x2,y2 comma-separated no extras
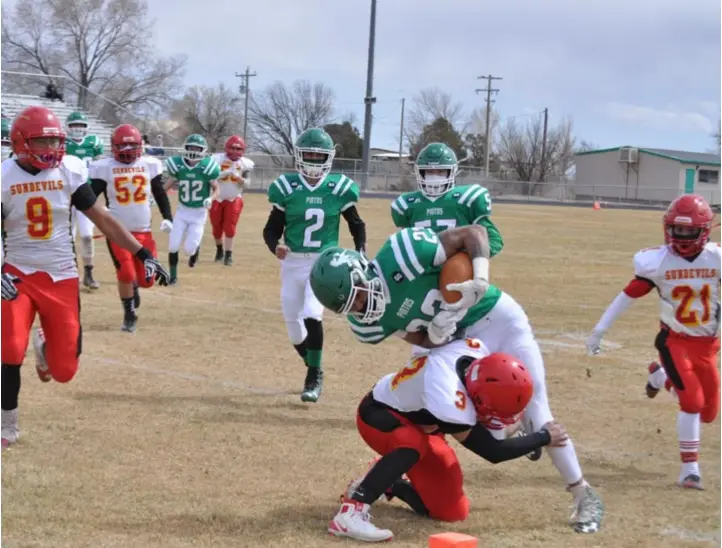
328,500,393,542
33,328,52,383
2,408,20,449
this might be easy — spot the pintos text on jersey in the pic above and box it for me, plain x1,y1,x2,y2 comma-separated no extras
664,268,718,281
10,180,64,195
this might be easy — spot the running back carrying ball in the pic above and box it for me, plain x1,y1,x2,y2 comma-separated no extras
439,252,473,303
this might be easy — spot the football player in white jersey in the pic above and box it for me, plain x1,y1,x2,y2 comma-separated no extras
328,337,569,542
89,124,173,333
0,106,170,449
209,135,254,266
587,194,720,490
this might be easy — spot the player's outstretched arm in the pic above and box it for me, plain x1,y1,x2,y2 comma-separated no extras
150,175,173,222
452,421,566,464
262,207,287,257
342,206,367,254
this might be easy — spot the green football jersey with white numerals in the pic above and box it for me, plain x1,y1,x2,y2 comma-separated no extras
390,184,504,257
165,155,221,208
268,173,360,253
66,135,104,167
347,227,502,344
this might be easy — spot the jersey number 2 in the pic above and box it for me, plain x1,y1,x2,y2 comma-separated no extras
26,197,52,240
114,175,147,205
672,284,712,326
303,208,325,248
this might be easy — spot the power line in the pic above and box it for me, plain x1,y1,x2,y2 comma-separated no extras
475,74,502,177
234,67,257,141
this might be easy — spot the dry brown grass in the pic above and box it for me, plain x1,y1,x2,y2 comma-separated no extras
2,194,720,548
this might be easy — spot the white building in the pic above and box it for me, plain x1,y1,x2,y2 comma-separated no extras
574,146,720,206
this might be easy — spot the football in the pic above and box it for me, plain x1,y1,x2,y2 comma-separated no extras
439,252,473,303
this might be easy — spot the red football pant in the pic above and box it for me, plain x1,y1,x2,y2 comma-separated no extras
356,408,469,522
1,264,81,383
210,197,244,240
107,232,157,287
656,327,720,423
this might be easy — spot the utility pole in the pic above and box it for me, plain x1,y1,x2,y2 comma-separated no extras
235,67,257,142
397,97,405,172
360,0,378,189
475,74,502,177
539,107,549,182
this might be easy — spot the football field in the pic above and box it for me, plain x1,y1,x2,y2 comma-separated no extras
2,193,720,547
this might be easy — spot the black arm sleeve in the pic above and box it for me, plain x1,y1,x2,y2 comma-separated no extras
461,423,551,464
89,178,107,198
342,205,367,253
71,183,98,212
262,207,286,255
150,175,173,221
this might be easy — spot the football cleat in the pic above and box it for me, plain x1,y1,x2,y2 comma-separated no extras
188,248,200,268
1,408,20,449
214,247,223,262
223,254,233,266
646,362,663,398
569,485,604,533
121,312,138,334
301,367,323,403
678,474,703,490
328,500,393,542
83,267,100,290
33,328,52,383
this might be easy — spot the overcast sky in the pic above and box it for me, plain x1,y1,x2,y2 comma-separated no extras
134,1,720,152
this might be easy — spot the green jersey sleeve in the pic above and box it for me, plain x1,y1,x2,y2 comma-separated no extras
335,176,360,211
202,156,221,180
267,176,292,210
390,195,411,228
92,137,104,158
164,156,181,179
380,228,445,282
464,185,503,257
347,317,394,345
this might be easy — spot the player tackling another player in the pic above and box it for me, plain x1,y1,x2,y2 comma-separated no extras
586,194,720,490
1,106,170,449
89,124,173,333
210,135,254,266
65,111,104,290
163,134,221,284
263,128,367,403
329,338,569,542
310,225,604,533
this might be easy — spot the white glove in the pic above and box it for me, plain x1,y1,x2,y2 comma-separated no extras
160,219,173,233
443,278,490,312
585,331,603,356
427,309,466,345
203,198,213,209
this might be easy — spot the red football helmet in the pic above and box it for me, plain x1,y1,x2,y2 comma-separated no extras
225,135,246,161
464,353,534,427
112,124,143,164
11,105,65,170
663,194,714,257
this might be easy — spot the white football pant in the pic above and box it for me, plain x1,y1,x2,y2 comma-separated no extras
280,254,324,345
72,208,95,260
168,205,207,256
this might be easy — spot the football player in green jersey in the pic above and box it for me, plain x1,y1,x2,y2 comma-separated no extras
262,127,367,403
66,111,105,289
309,226,604,534
1,118,12,160
163,134,220,284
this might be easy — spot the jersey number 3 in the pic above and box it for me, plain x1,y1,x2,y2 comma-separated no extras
304,208,325,248
26,196,52,240
114,175,147,205
672,284,712,326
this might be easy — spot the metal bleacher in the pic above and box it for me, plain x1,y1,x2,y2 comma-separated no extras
2,93,114,146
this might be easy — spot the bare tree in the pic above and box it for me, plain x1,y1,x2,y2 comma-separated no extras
496,115,576,194
406,88,466,146
577,139,598,153
2,0,186,116
713,118,721,153
171,84,244,151
248,80,335,159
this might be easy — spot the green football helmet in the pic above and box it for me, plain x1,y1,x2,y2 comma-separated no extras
66,111,89,141
310,247,386,324
415,142,459,197
294,128,335,179
183,133,208,162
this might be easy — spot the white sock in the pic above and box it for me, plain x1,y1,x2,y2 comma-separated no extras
547,440,585,490
648,366,668,390
678,411,701,478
